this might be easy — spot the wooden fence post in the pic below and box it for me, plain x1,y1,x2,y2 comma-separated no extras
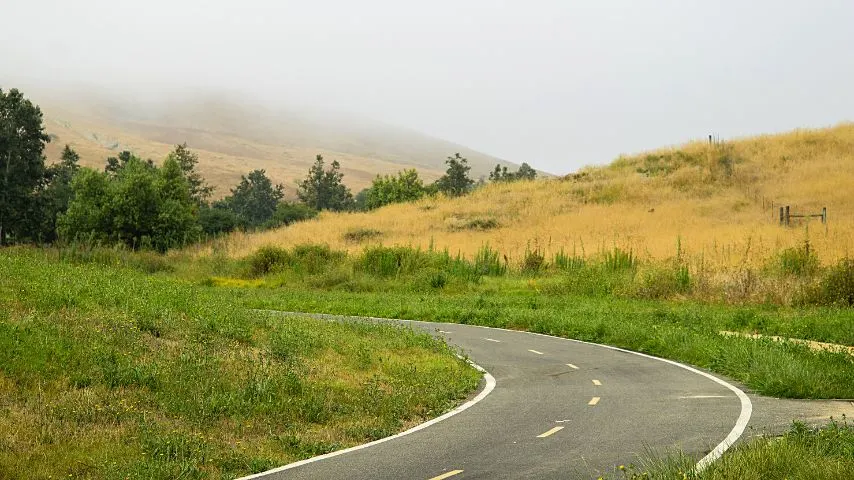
822,207,827,224
785,205,790,226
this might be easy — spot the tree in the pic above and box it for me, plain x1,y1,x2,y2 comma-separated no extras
105,150,152,175
296,154,354,211
489,164,512,182
226,169,284,227
489,162,537,183
166,143,213,204
516,162,537,180
264,202,318,228
199,203,239,235
435,153,473,197
59,155,200,251
364,169,425,210
0,88,50,244
27,145,80,242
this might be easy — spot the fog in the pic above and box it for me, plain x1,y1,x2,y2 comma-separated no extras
2,0,853,173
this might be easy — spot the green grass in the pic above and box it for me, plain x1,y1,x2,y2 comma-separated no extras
621,420,854,479
0,248,480,479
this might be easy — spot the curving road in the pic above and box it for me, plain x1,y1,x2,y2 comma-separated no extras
240,314,850,480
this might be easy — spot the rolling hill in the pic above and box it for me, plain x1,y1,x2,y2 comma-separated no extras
24,87,517,198
215,123,854,273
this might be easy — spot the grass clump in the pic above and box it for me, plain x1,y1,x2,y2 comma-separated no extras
632,420,854,479
343,228,383,243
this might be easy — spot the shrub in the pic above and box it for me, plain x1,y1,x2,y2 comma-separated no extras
290,244,345,275
775,241,820,277
634,265,692,299
805,259,854,306
358,246,430,277
521,247,546,274
247,246,291,277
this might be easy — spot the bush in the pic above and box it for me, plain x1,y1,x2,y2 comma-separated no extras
290,244,345,275
265,202,318,229
247,246,291,277
805,259,854,306
775,241,820,277
521,247,546,274
357,246,430,277
634,265,692,299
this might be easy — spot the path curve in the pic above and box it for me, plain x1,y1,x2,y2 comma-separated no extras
241,312,753,480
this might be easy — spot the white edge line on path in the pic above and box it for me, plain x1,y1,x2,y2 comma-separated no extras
251,311,752,474
235,334,496,479
448,320,752,473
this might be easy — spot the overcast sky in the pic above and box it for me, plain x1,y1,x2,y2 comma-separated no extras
2,0,853,173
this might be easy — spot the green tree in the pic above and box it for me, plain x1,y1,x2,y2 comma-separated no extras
489,164,512,182
489,162,537,183
60,155,200,251
166,143,213,204
27,145,81,242
0,88,50,244
516,162,537,180
199,203,239,235
265,202,318,228
297,154,354,211
364,169,425,210
435,153,473,197
105,150,153,174
226,169,284,227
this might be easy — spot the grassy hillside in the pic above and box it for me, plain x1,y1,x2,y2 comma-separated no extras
217,124,854,270
27,88,516,198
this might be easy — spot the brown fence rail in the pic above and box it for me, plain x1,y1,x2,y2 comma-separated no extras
779,206,827,226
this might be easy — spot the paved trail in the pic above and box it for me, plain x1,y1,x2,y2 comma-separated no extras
242,314,853,480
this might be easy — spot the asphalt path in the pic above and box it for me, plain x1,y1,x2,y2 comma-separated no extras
239,314,768,479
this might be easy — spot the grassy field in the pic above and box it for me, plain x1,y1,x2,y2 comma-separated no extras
0,248,479,479
209,123,854,273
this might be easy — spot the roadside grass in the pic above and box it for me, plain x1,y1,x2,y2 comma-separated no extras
620,420,854,479
231,287,854,399
0,248,479,480
42,242,854,398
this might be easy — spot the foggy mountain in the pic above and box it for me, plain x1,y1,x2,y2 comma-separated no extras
24,86,517,197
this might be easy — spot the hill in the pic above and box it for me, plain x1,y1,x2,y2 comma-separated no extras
27,88,516,198
216,124,854,271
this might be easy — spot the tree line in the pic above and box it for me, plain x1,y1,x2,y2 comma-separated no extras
0,87,537,251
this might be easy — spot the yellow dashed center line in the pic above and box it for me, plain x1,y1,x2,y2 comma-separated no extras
528,349,544,355
537,426,565,438
588,397,601,406
592,379,602,386
566,363,579,370
428,470,464,480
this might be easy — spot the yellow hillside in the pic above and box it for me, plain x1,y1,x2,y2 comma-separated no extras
213,124,854,271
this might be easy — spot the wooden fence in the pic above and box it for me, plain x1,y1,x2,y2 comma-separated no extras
779,206,827,226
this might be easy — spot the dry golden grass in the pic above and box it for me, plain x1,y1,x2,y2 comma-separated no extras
210,123,854,272
41,108,443,199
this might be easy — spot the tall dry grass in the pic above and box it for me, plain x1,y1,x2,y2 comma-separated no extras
202,123,854,272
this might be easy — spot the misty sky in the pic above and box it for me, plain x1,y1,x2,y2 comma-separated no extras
2,0,853,173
